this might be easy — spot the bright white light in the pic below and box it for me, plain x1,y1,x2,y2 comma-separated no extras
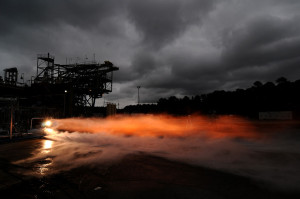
44,128,54,133
44,120,52,127
43,140,53,149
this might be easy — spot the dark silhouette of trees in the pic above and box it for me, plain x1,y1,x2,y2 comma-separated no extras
253,81,263,88
122,77,300,118
121,104,158,114
276,77,289,85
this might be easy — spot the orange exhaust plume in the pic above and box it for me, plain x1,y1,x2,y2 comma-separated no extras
52,114,259,139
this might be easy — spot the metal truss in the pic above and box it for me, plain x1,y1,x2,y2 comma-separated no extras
34,54,118,108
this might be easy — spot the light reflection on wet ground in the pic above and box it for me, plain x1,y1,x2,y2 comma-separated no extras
34,157,53,175
42,140,53,153
32,140,54,175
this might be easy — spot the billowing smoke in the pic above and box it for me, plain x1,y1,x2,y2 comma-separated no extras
52,114,259,139
15,114,300,191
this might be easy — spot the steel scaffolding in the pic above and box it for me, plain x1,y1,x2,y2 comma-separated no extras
33,54,119,108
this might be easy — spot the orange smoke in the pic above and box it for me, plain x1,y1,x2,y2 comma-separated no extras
52,114,259,139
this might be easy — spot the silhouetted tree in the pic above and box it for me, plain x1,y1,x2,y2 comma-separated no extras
276,77,289,85
253,81,263,87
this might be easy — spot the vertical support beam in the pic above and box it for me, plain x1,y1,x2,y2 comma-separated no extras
10,104,13,140
36,56,39,77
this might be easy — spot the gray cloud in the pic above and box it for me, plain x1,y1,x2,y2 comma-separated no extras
126,0,216,49
1,0,300,106
0,0,122,34
222,15,300,68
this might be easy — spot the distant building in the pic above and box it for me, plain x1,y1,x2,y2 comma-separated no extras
106,103,116,116
259,111,293,120
3,67,18,86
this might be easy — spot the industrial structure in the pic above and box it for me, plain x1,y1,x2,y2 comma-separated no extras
0,53,118,136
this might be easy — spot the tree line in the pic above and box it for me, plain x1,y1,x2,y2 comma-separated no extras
122,77,300,118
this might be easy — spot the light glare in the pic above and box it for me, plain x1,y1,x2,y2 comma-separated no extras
44,120,52,127
44,128,54,133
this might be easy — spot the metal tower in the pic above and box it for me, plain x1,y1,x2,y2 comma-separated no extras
33,53,119,112
35,53,55,84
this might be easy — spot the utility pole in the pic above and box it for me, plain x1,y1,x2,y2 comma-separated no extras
64,90,68,117
137,86,141,105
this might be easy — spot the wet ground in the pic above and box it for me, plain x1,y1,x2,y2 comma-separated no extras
0,138,299,199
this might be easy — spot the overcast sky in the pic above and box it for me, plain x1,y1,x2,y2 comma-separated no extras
1,0,300,107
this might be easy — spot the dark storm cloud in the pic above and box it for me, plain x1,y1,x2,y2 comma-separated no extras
222,15,300,69
131,52,157,74
126,0,216,49
0,0,130,47
0,0,127,75
126,7,300,102
1,0,300,106
139,56,223,94
0,0,121,35
0,0,125,54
